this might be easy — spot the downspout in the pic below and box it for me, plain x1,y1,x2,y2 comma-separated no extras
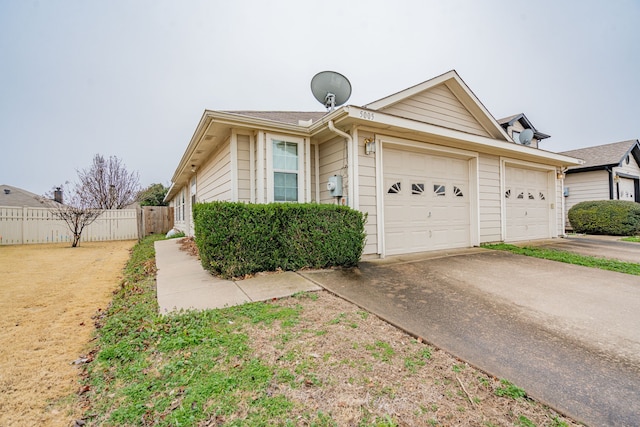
559,167,567,237
327,120,353,207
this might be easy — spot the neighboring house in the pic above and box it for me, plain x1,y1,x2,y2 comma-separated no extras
498,113,551,149
0,184,49,207
165,70,581,257
559,140,640,228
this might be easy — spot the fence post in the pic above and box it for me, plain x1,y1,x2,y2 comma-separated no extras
21,207,27,244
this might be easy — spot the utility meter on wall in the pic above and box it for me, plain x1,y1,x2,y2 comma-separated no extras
327,175,343,197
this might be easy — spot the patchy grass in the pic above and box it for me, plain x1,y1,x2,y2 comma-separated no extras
77,235,580,426
483,243,640,275
621,236,640,243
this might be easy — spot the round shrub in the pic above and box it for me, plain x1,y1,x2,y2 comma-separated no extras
568,200,640,236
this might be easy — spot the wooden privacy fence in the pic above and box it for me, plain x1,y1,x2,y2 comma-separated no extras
0,206,138,245
137,206,174,238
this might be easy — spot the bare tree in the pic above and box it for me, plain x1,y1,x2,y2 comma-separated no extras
41,184,103,247
77,154,141,209
40,155,140,247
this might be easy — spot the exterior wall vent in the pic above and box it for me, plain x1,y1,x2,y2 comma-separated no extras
3,189,10,194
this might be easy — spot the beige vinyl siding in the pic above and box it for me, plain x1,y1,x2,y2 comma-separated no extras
615,153,640,179
380,84,491,138
198,139,232,202
357,132,377,255
478,154,502,242
318,137,345,204
564,170,609,227
237,134,251,202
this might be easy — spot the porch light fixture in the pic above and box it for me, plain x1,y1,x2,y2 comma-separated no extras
364,138,376,155
191,164,197,173
556,170,565,180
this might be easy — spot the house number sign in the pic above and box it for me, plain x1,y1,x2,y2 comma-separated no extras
359,110,375,121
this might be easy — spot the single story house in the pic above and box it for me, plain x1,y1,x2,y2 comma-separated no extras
165,70,582,257
559,139,640,228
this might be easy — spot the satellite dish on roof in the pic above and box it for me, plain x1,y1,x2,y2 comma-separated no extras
311,71,352,111
519,128,534,146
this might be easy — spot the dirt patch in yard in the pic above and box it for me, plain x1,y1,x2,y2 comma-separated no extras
0,240,135,427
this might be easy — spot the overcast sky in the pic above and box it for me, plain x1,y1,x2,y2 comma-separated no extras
1,0,639,195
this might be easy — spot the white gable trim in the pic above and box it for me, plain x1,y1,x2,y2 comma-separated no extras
364,70,511,141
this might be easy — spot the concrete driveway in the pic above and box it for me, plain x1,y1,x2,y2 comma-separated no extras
530,234,640,264
301,242,640,426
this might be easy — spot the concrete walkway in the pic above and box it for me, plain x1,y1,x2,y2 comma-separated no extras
154,239,321,313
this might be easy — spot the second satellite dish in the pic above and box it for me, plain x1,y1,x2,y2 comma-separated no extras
518,129,534,146
311,71,352,111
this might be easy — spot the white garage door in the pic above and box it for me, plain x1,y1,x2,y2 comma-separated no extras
384,148,471,255
505,166,551,241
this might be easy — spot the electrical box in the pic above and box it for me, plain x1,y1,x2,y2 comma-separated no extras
327,175,343,197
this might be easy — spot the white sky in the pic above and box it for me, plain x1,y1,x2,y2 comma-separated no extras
1,0,639,195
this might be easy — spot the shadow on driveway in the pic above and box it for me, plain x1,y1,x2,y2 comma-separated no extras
302,247,640,426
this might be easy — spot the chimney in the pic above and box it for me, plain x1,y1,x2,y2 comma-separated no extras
54,188,63,204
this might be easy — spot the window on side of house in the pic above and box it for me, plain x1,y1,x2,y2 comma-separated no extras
512,130,520,143
273,140,299,202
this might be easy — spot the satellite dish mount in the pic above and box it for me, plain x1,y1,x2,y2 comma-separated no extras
518,129,534,146
311,71,352,112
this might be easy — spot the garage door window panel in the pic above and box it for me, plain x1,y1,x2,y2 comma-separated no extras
411,183,425,195
388,182,402,194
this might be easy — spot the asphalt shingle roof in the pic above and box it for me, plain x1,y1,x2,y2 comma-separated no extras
223,111,327,126
559,140,639,169
0,184,48,208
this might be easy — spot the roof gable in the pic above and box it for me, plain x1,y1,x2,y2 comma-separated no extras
560,140,640,170
364,70,510,140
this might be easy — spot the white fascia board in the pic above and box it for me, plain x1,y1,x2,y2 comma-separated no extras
344,106,583,168
170,111,213,184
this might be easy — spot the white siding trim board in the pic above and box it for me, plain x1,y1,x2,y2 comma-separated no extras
230,130,238,202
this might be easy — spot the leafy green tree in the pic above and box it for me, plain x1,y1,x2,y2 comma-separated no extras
138,183,169,206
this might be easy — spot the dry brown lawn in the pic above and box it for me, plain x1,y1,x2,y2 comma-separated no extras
0,240,135,427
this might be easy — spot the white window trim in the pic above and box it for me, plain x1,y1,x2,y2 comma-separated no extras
266,134,305,203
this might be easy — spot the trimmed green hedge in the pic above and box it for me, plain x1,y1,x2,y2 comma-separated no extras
193,202,367,278
568,200,640,236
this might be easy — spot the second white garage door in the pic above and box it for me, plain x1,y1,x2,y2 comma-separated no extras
505,166,552,241
384,148,471,255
